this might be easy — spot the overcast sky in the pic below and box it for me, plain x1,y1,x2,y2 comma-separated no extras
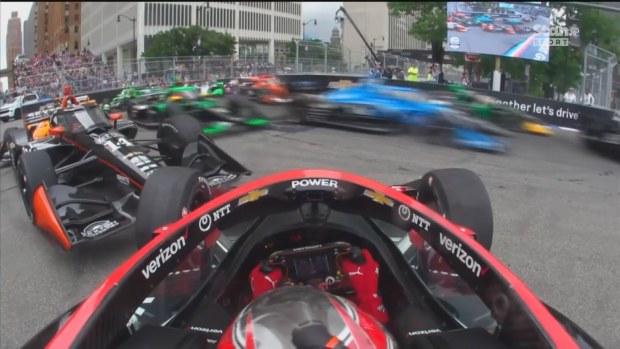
1,2,341,90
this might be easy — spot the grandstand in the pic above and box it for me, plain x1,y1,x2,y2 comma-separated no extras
11,49,122,98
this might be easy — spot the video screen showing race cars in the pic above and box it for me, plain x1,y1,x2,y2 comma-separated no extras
446,2,551,62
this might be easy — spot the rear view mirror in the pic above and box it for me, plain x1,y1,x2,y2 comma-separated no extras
108,112,123,121
109,112,122,128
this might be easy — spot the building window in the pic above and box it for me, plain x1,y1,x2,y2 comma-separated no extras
74,3,79,9
74,14,79,21
74,41,78,50
65,26,69,33
74,25,78,33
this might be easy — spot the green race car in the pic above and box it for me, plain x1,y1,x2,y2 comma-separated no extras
129,85,270,135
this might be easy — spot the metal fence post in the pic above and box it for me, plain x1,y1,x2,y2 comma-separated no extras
295,40,300,73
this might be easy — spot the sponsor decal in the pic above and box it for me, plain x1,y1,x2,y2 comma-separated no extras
125,151,158,175
198,203,232,232
293,244,322,251
190,326,223,334
363,189,394,207
141,236,187,280
205,173,237,187
397,205,431,232
116,174,130,186
238,188,269,206
81,220,120,238
291,178,338,189
327,80,355,89
408,329,441,336
91,133,113,144
160,123,179,133
439,232,482,278
103,136,133,152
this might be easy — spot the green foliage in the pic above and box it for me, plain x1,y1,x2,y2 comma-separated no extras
142,26,236,58
388,2,447,64
285,39,343,61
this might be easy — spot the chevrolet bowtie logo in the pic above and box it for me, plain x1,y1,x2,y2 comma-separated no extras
363,189,394,207
238,188,269,206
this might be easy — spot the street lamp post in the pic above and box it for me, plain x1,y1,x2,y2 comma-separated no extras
294,39,300,72
117,14,137,77
321,42,328,73
303,19,317,40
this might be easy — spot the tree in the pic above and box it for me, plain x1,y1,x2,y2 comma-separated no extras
285,39,343,62
142,26,236,58
388,2,447,68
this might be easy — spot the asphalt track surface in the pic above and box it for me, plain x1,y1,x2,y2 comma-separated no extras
1,104,619,348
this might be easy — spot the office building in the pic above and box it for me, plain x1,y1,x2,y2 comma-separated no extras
6,11,23,88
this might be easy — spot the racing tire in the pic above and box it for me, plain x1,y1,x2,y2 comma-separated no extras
157,113,202,166
135,167,212,249
226,96,260,123
2,127,20,168
416,168,494,250
17,150,58,222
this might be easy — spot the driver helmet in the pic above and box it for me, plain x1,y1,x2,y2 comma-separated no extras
218,286,397,349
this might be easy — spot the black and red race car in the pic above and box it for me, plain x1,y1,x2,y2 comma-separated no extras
23,168,602,348
6,98,250,251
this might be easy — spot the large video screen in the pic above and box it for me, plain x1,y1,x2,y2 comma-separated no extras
446,2,551,62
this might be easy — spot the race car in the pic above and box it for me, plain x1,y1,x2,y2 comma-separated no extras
453,16,481,26
110,87,165,110
432,86,554,136
511,25,534,34
6,96,251,251
291,82,510,152
23,168,603,349
502,17,524,25
124,85,270,133
238,75,291,104
199,81,225,97
481,22,510,33
475,15,495,23
447,21,469,32
2,94,138,169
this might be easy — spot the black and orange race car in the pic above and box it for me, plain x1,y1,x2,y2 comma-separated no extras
1,95,114,168
5,96,250,251
23,168,603,349
238,74,291,104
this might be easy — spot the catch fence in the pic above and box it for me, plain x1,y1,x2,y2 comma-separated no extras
580,43,618,108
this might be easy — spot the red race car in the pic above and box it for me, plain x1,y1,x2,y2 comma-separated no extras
24,169,602,349
239,74,291,104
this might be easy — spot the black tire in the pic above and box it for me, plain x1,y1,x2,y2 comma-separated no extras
17,150,58,222
3,127,19,168
416,168,494,250
157,113,202,166
135,167,212,249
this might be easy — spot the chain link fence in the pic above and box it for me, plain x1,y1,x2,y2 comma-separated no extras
10,51,465,98
579,43,618,109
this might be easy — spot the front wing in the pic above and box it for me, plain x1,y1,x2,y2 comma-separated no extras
32,181,139,250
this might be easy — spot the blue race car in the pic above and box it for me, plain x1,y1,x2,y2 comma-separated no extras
291,81,509,153
475,15,495,23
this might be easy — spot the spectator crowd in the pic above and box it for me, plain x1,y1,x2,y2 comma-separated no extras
10,48,123,99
